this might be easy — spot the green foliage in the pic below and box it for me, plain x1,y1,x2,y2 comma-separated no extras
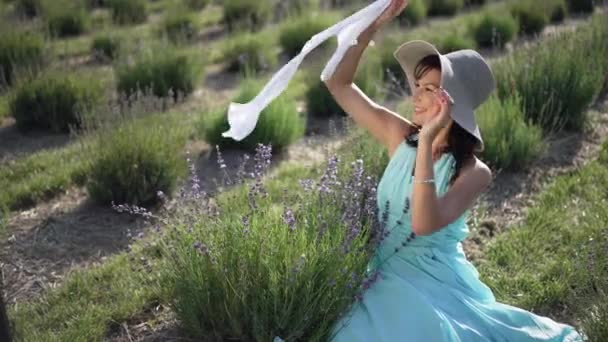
10,253,161,341
0,30,45,87
44,0,90,37
108,0,147,25
160,9,198,44
397,0,427,26
91,34,121,61
510,1,548,36
0,143,88,211
464,0,486,6
494,14,608,133
479,153,608,340
14,0,41,17
477,94,544,171
183,0,209,10
306,80,345,117
307,53,385,118
566,0,594,14
160,139,380,341
545,0,568,23
599,139,608,166
279,13,337,58
199,78,306,151
222,32,277,74
427,0,464,17
222,0,272,32
116,49,203,99
435,32,476,53
281,0,315,17
9,71,103,133
473,11,518,48
86,115,187,206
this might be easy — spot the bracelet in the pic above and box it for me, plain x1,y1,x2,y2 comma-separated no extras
413,178,435,184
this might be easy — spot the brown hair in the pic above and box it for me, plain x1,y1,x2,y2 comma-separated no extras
406,54,478,186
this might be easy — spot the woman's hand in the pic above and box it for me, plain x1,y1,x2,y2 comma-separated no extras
420,88,454,146
372,0,409,29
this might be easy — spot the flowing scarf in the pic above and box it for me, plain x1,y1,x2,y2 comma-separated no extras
221,0,392,141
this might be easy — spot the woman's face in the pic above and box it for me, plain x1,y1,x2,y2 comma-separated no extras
411,67,442,126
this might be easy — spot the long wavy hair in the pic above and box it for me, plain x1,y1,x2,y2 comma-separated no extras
404,54,478,186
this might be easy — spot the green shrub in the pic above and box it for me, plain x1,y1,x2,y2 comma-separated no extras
0,30,45,87
279,13,337,58
600,139,608,166
10,71,103,133
160,10,198,44
199,78,306,151
477,93,544,170
545,0,568,23
355,53,385,100
160,140,380,340
87,115,187,206
108,0,147,25
86,0,108,9
464,0,486,6
510,2,548,36
398,0,427,26
435,32,476,53
567,0,594,14
307,52,384,118
223,0,272,32
44,1,90,37
283,0,315,16
183,0,209,10
494,14,608,133
427,0,464,17
473,12,518,48
222,32,277,74
116,50,203,100
91,34,121,61
306,80,345,117
15,0,41,17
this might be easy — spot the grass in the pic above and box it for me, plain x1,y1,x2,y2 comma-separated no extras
0,94,9,120
10,252,163,342
478,138,608,341
0,143,89,211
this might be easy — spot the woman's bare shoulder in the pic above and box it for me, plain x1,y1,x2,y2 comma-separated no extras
461,155,492,187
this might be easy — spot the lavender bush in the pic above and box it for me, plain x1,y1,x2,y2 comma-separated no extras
141,137,393,340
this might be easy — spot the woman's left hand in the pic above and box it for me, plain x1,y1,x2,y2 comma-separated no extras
420,87,454,144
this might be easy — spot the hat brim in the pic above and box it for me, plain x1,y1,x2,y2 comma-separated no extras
393,40,485,153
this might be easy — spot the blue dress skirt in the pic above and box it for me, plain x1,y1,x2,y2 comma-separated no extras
330,140,584,341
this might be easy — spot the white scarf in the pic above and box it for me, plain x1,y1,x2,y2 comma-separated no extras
221,0,392,141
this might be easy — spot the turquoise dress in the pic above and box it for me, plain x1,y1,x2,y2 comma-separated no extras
330,139,584,342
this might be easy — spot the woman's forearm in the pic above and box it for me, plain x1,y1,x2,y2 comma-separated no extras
410,139,442,236
324,23,381,86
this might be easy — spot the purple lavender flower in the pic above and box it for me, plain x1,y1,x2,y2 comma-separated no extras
215,144,227,169
298,178,314,192
193,240,210,256
283,206,296,231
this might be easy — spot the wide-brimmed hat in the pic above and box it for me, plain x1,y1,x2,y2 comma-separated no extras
393,40,496,153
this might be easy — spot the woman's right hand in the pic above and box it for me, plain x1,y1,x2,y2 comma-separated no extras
372,0,409,29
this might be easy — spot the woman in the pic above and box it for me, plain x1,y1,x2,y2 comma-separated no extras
323,0,584,340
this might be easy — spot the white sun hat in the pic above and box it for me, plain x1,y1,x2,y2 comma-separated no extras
394,40,496,153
